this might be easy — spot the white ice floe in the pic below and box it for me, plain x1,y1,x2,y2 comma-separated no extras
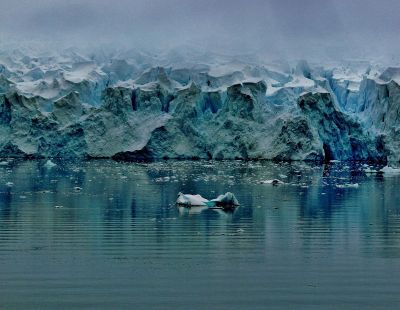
260,179,285,185
380,166,400,175
177,192,239,208
336,183,359,189
177,193,209,206
44,160,57,169
210,192,240,207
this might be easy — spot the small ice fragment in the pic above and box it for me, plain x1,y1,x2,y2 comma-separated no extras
155,177,170,182
74,186,83,192
5,182,13,187
54,205,64,208
336,183,359,189
237,228,245,233
364,168,378,174
279,174,288,179
0,161,8,166
44,160,57,169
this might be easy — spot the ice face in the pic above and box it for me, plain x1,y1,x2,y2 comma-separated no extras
0,48,399,162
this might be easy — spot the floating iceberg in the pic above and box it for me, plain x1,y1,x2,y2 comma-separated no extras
209,192,240,207
260,179,285,185
380,166,400,174
176,193,209,206
177,192,239,208
44,160,57,169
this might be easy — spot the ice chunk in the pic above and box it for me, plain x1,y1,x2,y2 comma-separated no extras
260,179,285,185
177,192,240,208
176,193,209,206
44,160,57,169
209,192,240,207
380,166,400,174
336,183,359,189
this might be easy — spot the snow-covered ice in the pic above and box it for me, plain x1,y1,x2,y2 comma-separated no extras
380,166,400,175
0,47,399,162
177,192,239,208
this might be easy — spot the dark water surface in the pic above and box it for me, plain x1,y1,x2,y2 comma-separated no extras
1,159,400,309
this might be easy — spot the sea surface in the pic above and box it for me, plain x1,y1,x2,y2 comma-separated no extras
1,159,400,309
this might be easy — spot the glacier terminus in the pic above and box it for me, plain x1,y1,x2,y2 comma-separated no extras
0,48,399,163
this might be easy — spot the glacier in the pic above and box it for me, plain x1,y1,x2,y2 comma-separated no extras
0,48,399,163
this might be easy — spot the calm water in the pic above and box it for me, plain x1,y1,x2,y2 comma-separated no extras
1,159,400,309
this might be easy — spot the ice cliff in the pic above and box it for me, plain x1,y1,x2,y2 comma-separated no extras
0,48,399,162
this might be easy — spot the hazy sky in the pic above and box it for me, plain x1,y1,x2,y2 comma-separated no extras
1,0,399,59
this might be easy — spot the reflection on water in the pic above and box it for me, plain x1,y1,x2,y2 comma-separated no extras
1,159,400,309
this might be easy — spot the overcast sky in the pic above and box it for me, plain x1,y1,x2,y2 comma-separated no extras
1,0,399,59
